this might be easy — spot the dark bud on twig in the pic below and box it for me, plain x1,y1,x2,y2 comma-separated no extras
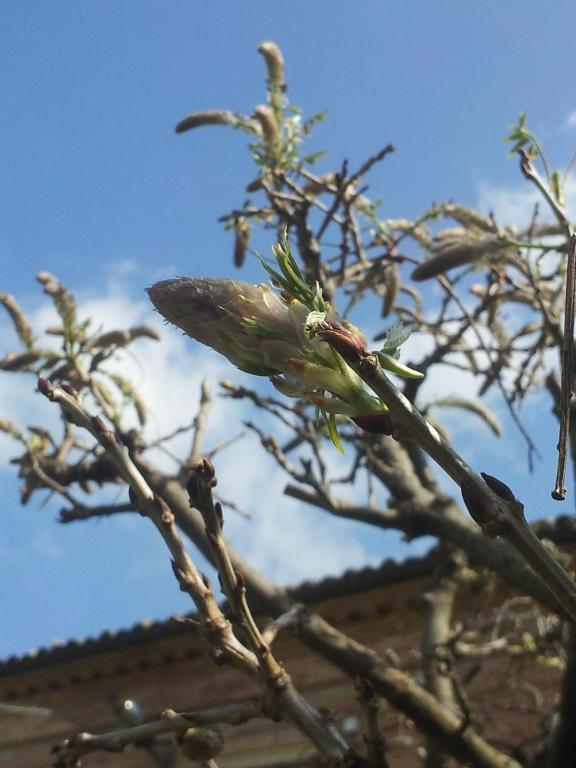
215,501,224,529
187,457,217,504
186,474,200,507
480,472,516,502
199,456,217,484
460,482,499,537
351,413,393,435
60,382,79,398
91,415,113,440
37,377,54,397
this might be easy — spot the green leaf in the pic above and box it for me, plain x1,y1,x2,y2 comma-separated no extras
302,150,326,165
550,170,564,205
378,323,412,354
267,234,325,312
375,351,424,379
326,411,345,453
258,256,292,293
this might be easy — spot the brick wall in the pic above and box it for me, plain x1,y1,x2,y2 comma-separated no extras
0,574,561,767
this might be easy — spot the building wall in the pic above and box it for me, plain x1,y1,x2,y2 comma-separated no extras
0,576,561,767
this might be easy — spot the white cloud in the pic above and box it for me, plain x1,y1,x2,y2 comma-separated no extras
477,176,576,228
0,281,380,587
218,443,377,584
564,110,576,130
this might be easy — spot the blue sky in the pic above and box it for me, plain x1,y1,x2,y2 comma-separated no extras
2,3,576,659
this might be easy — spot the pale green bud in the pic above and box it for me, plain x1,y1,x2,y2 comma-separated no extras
147,277,383,418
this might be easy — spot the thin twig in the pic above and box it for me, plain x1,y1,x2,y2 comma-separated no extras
59,502,136,524
355,678,389,768
348,144,395,187
187,458,352,761
189,379,214,465
39,378,354,765
519,150,573,232
552,234,576,500
51,701,270,765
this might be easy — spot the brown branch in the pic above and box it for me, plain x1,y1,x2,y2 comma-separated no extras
519,150,572,232
421,548,462,768
187,458,353,762
38,380,354,765
348,144,395,187
330,345,576,621
58,502,136,524
282,482,572,618
137,460,524,768
188,379,214,465
37,377,258,680
552,234,576,499
293,608,522,768
355,679,389,768
52,701,271,766
316,160,349,241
